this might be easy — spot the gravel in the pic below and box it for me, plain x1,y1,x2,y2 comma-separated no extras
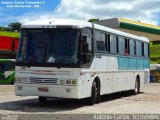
0,84,160,119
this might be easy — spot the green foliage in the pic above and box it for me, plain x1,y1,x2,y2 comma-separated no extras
150,43,160,64
8,22,21,32
88,18,99,22
0,26,10,31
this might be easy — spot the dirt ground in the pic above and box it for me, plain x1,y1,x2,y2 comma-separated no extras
0,84,160,119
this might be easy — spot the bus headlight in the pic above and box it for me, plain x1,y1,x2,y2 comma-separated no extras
59,79,77,85
15,77,28,83
60,80,65,85
22,77,28,83
66,80,72,84
66,79,77,85
15,77,23,83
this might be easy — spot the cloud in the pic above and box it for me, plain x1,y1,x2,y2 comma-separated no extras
0,0,160,26
0,11,54,26
53,0,160,25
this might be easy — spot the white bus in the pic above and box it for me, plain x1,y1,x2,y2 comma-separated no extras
14,19,149,105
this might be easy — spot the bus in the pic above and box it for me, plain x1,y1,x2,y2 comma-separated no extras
14,19,149,105
0,59,15,84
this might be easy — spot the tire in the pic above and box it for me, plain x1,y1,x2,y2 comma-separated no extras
89,81,98,105
133,79,140,95
39,96,47,103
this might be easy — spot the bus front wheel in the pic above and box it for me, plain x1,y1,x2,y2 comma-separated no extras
89,81,99,105
39,96,47,103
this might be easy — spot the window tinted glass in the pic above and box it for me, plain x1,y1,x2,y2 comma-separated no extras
116,36,119,54
130,39,136,56
141,42,144,56
125,38,130,55
105,34,110,53
95,31,105,52
110,34,116,53
144,43,148,57
136,41,141,56
118,36,124,54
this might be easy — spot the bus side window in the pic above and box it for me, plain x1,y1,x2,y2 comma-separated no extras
118,36,124,54
110,34,116,54
136,41,140,56
95,31,105,52
125,38,130,55
144,43,149,57
105,34,110,53
141,42,145,57
130,39,136,56
134,40,137,56
116,36,119,54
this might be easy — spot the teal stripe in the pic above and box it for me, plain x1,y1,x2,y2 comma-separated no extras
118,56,149,70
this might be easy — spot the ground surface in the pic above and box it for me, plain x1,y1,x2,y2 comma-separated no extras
0,84,160,119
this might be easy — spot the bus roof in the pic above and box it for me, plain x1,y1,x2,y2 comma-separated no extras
22,19,149,43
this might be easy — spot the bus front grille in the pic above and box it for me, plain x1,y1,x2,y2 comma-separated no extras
29,77,58,84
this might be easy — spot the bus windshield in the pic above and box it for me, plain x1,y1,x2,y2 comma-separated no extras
17,29,80,65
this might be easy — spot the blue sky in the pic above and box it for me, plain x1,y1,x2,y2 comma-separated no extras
0,0,160,27
0,0,60,26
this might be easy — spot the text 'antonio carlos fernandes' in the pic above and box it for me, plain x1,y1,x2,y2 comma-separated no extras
1,1,44,5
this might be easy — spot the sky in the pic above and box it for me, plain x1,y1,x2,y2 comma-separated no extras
0,0,160,26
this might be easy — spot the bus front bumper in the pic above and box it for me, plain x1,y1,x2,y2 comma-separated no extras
14,84,80,99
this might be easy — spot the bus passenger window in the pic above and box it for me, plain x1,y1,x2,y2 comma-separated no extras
96,31,105,52
105,34,110,53
136,41,141,56
134,40,136,56
110,34,116,53
144,43,149,57
116,36,119,54
130,39,136,56
141,42,145,57
125,38,130,55
118,36,124,54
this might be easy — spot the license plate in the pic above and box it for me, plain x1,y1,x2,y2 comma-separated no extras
38,87,48,92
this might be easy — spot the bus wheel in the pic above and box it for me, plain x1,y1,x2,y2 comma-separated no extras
133,79,140,95
39,96,47,103
89,81,98,105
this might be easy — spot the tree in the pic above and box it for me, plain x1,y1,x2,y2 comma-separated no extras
8,22,21,32
88,18,99,22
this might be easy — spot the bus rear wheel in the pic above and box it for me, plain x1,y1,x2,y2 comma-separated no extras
39,96,47,103
132,79,140,95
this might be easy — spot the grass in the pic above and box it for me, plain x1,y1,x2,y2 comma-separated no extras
150,43,160,64
0,31,20,38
